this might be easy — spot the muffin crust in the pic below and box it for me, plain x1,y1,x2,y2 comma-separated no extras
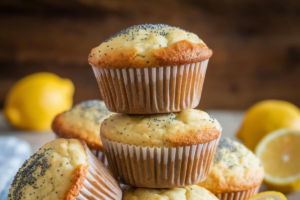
101,109,222,147
198,138,264,193
88,24,213,69
52,100,113,151
123,185,218,200
8,139,88,200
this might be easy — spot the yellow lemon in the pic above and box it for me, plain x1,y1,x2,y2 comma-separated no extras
236,100,300,151
4,72,74,131
245,191,287,200
255,129,300,193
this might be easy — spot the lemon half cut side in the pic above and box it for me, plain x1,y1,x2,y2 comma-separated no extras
255,129,300,192
245,191,287,200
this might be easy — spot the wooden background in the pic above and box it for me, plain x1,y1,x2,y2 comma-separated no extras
0,0,299,110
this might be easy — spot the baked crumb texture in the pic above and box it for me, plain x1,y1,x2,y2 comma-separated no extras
100,110,221,188
8,139,122,200
52,100,113,151
101,109,222,147
198,138,264,195
90,24,212,114
8,139,88,200
123,185,218,200
88,24,212,69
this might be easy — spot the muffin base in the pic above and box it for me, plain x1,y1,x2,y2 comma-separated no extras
214,186,260,200
76,145,122,200
101,136,220,188
92,60,208,114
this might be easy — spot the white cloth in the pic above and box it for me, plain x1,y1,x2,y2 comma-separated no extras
0,137,31,200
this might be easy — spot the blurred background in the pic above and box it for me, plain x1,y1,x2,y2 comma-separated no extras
1,0,299,110
0,1,300,199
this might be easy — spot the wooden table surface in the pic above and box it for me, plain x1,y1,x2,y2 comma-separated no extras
0,111,298,199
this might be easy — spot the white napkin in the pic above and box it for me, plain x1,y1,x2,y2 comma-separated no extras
0,136,31,200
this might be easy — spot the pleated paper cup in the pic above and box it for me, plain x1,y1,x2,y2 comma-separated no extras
55,135,109,167
101,136,220,188
214,186,260,200
76,144,122,200
90,149,109,167
92,60,208,114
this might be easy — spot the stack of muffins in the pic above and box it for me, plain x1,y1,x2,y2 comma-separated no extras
8,24,264,200
89,24,222,188
89,24,264,200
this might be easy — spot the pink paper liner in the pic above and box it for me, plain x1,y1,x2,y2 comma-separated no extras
214,186,260,200
101,136,220,188
76,143,122,200
92,60,208,114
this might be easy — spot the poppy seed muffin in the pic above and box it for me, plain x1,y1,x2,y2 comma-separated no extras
52,100,113,165
198,138,264,200
123,185,218,200
100,109,222,188
88,24,212,69
101,109,221,147
52,100,112,151
8,139,122,200
89,24,212,114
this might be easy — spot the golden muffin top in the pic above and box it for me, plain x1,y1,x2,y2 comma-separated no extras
101,109,222,147
88,24,213,69
8,139,88,200
123,185,218,200
52,100,113,151
198,138,264,193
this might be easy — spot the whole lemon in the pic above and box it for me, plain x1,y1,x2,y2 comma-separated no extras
4,72,74,131
236,100,300,151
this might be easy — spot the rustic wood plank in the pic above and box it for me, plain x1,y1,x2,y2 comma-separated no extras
0,0,299,109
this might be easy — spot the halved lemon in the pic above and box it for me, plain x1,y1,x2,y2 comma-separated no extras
245,191,287,200
255,129,300,192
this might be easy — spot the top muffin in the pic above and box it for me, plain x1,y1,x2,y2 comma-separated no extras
88,24,213,69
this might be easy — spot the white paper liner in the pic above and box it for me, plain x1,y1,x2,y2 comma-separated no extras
92,60,208,114
214,186,260,200
55,135,108,167
91,149,109,167
101,136,220,188
76,145,122,200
